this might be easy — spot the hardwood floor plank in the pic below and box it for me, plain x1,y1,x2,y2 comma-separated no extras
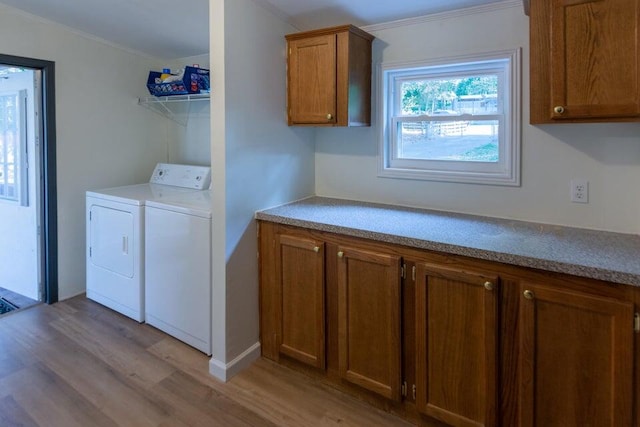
0,296,413,427
49,311,175,387
12,330,182,426
0,395,39,427
154,370,278,427
0,336,28,381
149,339,412,426
0,363,118,427
231,359,413,427
63,297,166,348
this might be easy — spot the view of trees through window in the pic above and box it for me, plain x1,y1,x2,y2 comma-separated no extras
397,74,500,162
402,76,498,114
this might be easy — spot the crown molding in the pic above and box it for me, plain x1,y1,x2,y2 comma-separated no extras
362,0,522,33
251,0,297,29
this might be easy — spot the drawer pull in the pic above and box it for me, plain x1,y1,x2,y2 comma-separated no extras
337,251,344,258
484,281,494,291
313,246,320,253
523,290,535,300
553,106,565,114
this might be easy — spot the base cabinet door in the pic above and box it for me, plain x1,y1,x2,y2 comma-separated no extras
276,234,326,369
519,283,635,427
415,263,499,427
336,245,402,400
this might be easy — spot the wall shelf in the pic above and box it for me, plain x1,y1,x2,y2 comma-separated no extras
138,93,210,126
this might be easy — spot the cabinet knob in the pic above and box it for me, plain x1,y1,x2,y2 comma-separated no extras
337,251,344,258
313,246,320,253
326,113,333,120
553,106,565,114
523,290,535,300
484,281,494,291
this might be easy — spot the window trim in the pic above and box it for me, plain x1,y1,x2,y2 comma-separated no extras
377,48,521,186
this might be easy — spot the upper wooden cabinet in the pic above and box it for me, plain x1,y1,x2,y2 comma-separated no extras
286,25,374,127
530,0,640,123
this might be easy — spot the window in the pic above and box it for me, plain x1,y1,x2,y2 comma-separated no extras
379,49,521,186
0,90,28,205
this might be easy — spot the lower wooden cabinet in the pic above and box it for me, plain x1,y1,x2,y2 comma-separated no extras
518,282,635,427
258,221,640,426
275,234,325,369
415,263,499,427
337,245,402,401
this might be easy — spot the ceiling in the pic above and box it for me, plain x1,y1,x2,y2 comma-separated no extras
0,0,506,60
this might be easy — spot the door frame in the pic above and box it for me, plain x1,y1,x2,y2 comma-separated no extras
0,53,57,303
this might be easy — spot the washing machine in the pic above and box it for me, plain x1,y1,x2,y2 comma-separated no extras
86,163,211,322
144,189,212,355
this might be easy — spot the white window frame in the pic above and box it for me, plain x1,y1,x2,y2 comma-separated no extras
0,90,28,206
378,49,521,186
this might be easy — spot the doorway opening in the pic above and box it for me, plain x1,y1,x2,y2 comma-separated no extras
0,53,57,310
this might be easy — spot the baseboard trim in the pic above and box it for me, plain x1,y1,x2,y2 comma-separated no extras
209,341,261,382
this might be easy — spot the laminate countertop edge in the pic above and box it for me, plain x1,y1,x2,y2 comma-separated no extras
256,197,640,287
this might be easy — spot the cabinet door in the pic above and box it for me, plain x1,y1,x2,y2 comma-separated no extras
551,0,640,119
415,263,499,427
337,245,401,400
276,234,326,369
288,34,337,125
519,283,634,427
545,0,640,120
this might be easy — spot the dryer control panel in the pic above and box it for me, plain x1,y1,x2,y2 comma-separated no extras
150,163,211,189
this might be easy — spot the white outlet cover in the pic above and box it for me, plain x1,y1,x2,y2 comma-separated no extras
570,179,589,203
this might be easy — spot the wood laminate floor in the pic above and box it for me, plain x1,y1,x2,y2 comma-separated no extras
0,296,413,427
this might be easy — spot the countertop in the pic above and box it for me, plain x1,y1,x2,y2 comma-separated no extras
256,197,640,287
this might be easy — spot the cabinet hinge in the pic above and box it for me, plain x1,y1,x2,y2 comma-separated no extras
412,265,416,281
401,264,406,280
401,381,407,397
634,313,640,333
412,384,416,400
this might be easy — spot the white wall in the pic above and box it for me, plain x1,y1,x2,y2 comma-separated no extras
168,54,211,166
209,0,315,379
315,3,640,234
0,4,169,299
0,70,38,299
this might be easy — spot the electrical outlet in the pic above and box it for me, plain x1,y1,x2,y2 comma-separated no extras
570,179,589,203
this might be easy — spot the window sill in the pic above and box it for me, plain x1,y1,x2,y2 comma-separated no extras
378,165,520,186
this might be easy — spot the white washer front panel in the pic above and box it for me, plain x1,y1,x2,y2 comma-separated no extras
145,205,211,354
